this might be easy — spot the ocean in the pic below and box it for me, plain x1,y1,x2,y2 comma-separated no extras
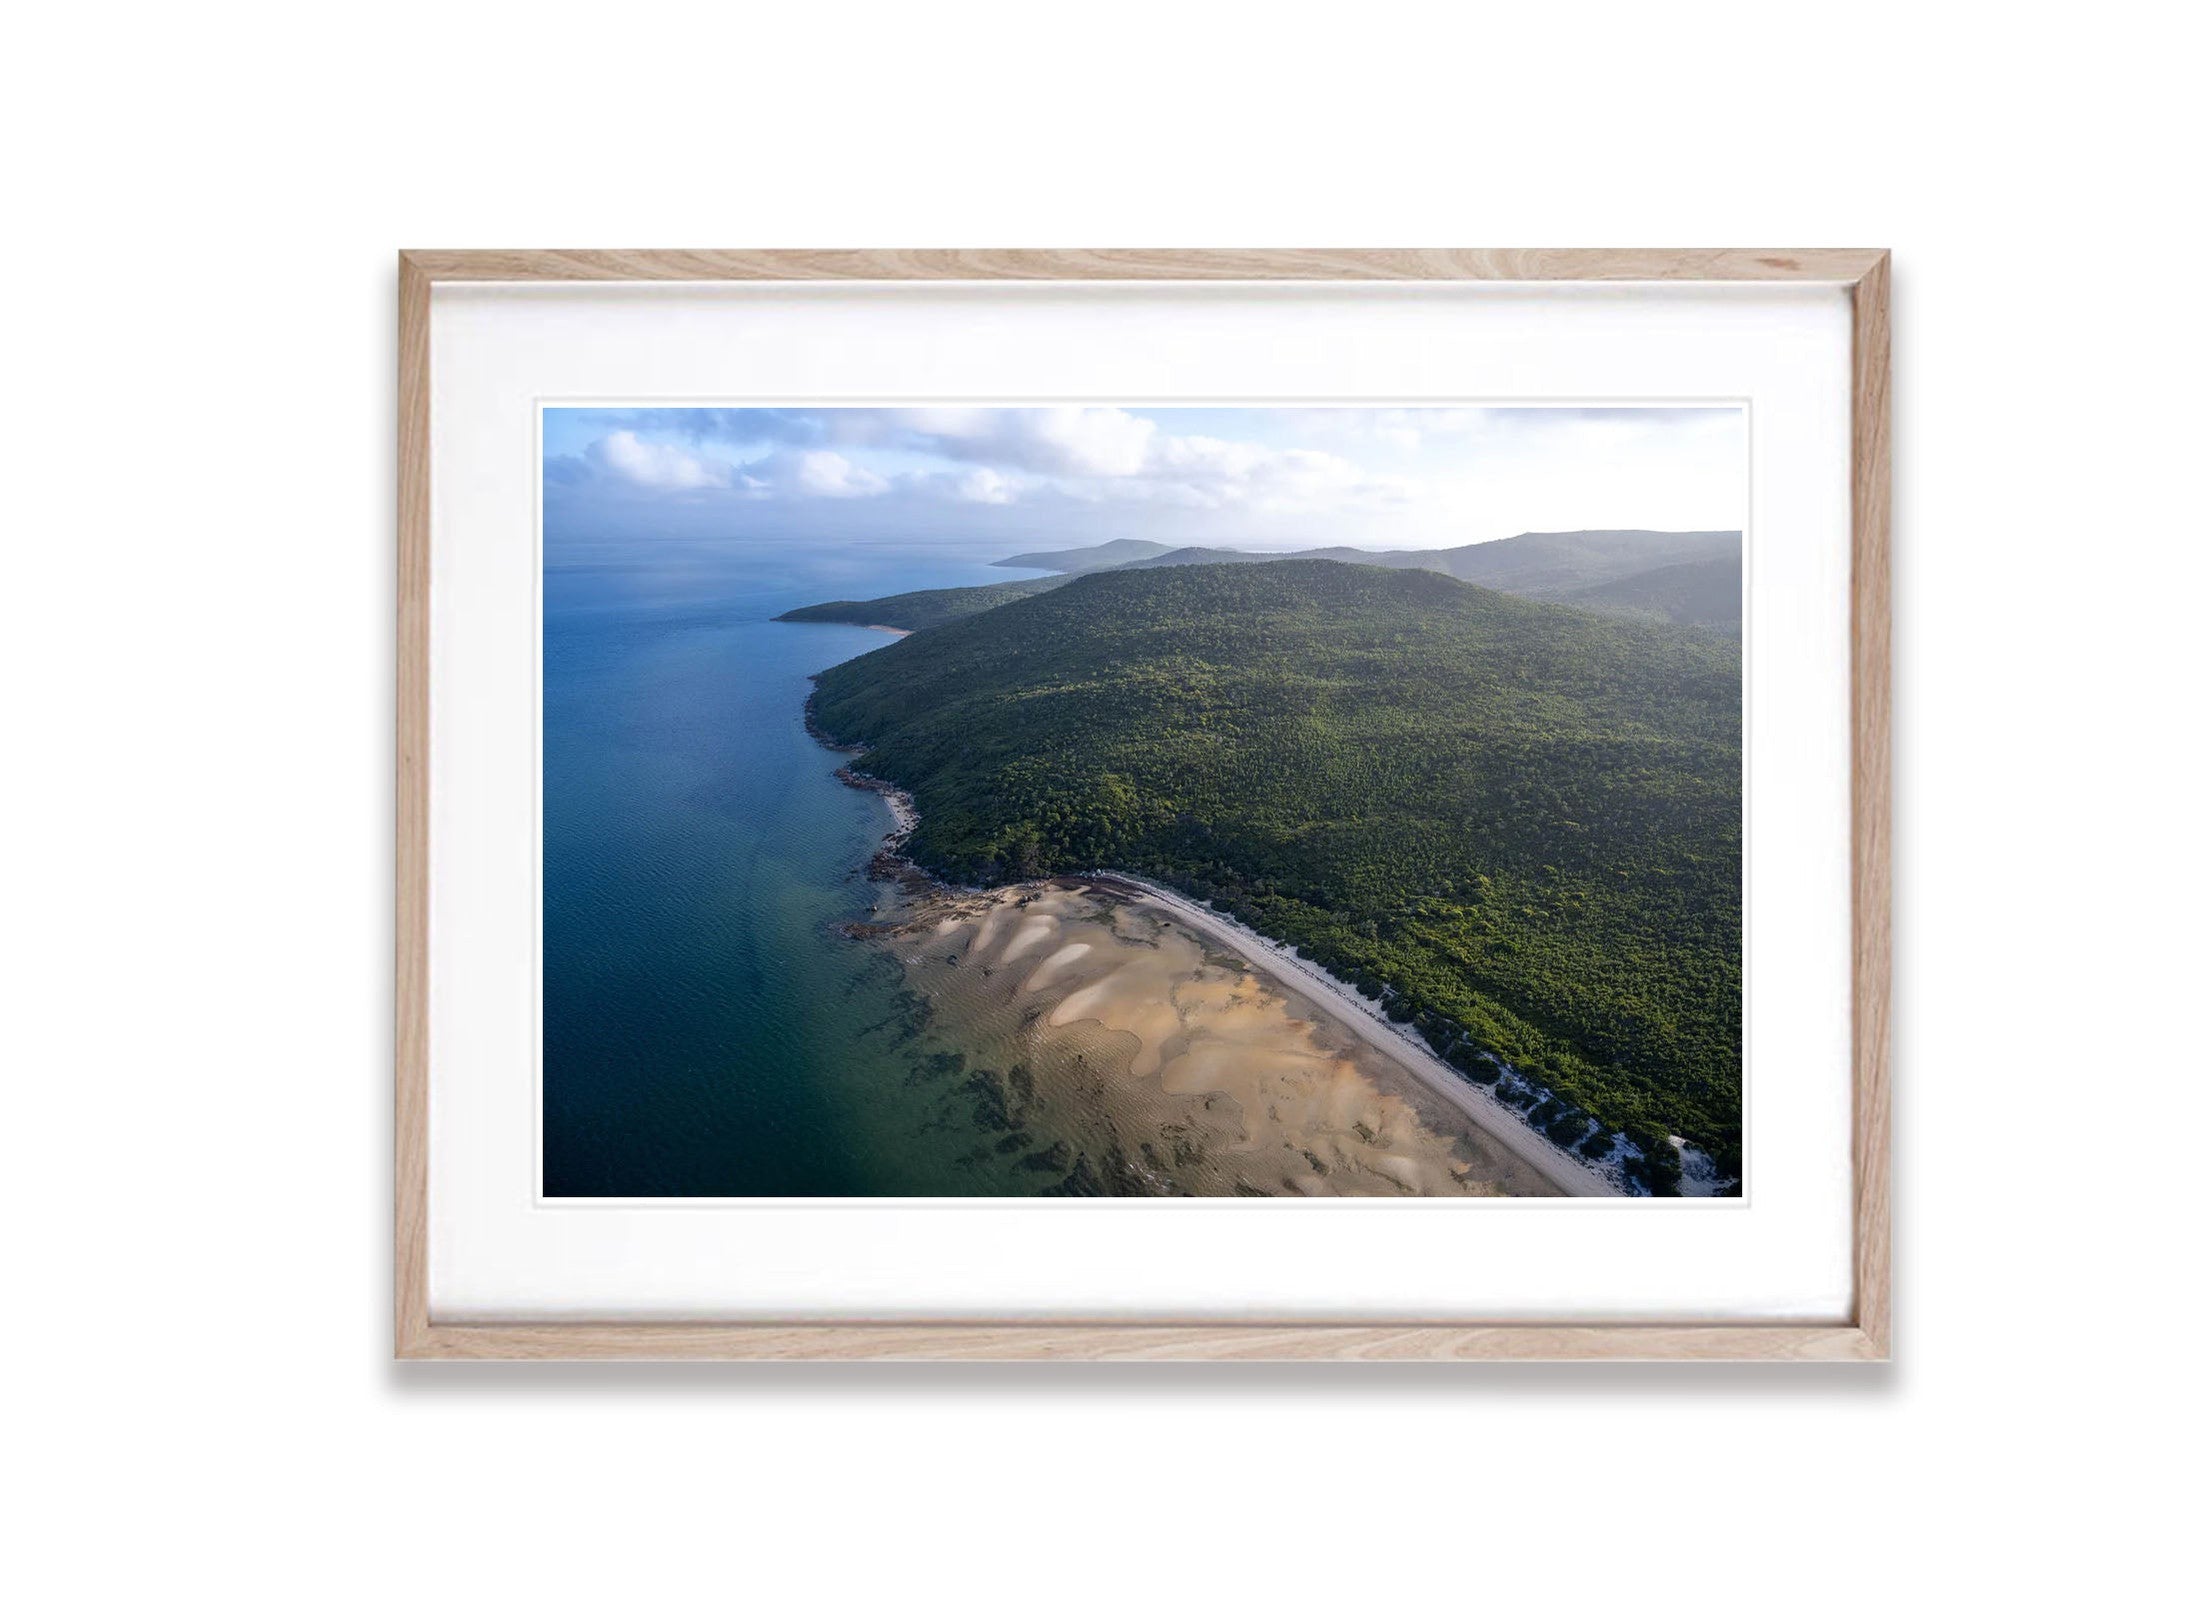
542,533,1051,1197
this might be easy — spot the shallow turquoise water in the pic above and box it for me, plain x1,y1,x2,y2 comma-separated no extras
542,534,1044,1196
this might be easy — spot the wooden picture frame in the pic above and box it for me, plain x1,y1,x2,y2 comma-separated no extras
397,249,1890,1360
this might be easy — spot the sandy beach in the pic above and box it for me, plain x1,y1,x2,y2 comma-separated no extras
1091,875,1623,1197
890,881,1566,1197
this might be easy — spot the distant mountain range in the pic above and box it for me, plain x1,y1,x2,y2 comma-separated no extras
1016,529,1739,620
786,529,1742,634
1560,555,1742,631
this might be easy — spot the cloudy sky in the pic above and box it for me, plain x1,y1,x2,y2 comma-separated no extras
543,405,1745,550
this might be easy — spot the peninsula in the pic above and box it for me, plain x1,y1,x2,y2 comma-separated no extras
793,556,1742,1194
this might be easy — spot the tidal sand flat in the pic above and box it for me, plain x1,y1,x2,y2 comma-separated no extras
893,882,1561,1197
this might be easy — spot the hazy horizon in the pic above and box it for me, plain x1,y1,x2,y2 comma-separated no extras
544,404,1746,552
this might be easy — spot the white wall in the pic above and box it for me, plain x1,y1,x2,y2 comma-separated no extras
7,3,2189,1593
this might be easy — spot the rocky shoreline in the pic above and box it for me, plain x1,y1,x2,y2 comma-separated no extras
806,686,964,929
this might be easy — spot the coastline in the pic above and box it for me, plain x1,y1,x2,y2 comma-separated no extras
1088,874,1626,1197
804,682,966,919
895,882,1564,1196
801,666,1631,1198
804,688,921,850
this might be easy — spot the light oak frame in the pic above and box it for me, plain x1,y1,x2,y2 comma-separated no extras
397,249,1891,1360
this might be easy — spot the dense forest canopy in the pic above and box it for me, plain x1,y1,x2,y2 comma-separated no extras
778,574,1071,631
803,560,1742,1187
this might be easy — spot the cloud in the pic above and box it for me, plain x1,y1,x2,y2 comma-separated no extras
571,406,1162,475
1093,434,1408,514
948,467,1017,504
882,407,1157,477
555,433,889,500
875,409,1396,514
544,405,1744,542
587,430,729,490
578,408,834,447
896,466,1024,506
737,449,889,499
559,408,1375,511
1286,405,1742,453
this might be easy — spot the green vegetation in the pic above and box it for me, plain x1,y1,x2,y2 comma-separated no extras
805,560,1742,1184
776,574,1070,631
794,530,1743,637
1562,555,1742,634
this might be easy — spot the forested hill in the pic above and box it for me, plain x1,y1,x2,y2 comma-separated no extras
1561,555,1743,634
993,538,1174,573
807,560,1742,1189
1000,528,1738,589
791,529,1743,634
776,574,1070,631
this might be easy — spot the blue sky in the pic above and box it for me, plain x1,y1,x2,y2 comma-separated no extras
543,405,1745,550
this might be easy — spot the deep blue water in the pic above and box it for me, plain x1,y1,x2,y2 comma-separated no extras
542,535,1035,1197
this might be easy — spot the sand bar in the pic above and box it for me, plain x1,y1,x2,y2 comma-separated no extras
1088,874,1623,1197
898,883,1565,1198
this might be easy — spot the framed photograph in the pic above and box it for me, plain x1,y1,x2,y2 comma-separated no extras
397,249,1889,1359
